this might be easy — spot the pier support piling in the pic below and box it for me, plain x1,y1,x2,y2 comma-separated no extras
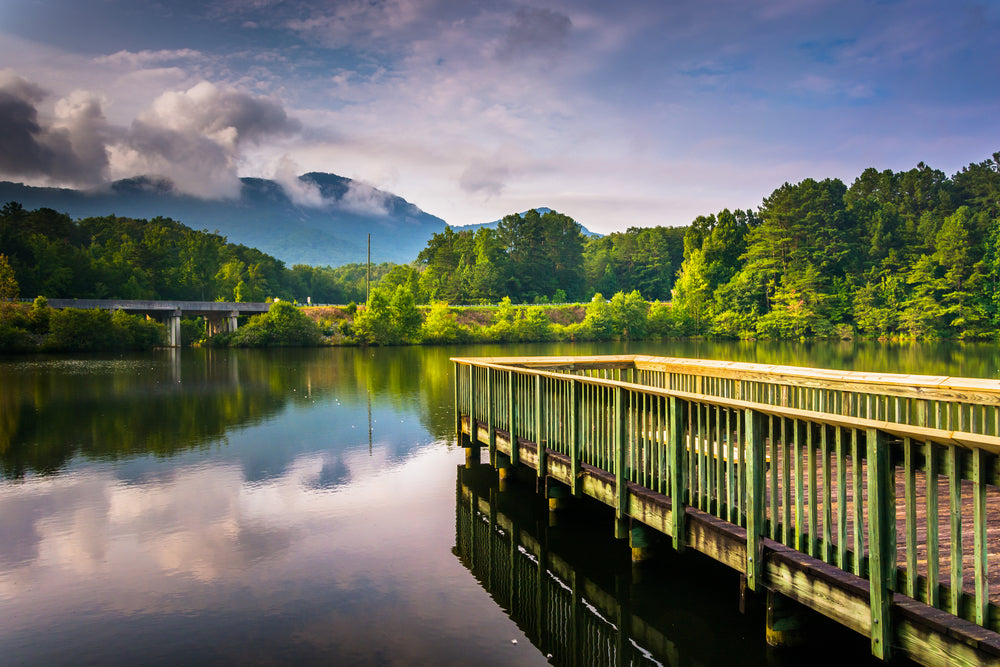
765,590,805,648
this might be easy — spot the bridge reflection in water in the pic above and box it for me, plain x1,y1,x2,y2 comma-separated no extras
453,463,881,667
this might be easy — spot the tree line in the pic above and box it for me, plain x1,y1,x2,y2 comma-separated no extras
0,202,390,305
2,149,1000,343
670,154,1000,339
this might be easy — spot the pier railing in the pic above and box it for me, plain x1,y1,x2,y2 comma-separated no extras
452,354,1000,666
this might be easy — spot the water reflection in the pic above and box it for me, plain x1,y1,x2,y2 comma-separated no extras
5,341,999,480
455,463,898,667
0,341,976,664
0,346,463,479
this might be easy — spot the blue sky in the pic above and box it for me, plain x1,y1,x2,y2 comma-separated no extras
0,0,997,233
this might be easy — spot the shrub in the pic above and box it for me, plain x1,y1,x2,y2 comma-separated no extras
229,301,322,347
44,308,116,351
0,322,34,352
421,302,463,344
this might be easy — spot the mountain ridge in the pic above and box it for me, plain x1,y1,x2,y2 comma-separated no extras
0,175,600,265
0,174,448,266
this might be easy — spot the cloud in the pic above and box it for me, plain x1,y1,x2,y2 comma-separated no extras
271,155,325,207
284,0,428,49
0,71,111,186
340,180,392,216
495,6,572,62
110,81,302,198
459,158,510,197
93,49,204,68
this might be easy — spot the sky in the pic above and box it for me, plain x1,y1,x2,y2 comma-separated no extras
0,0,998,234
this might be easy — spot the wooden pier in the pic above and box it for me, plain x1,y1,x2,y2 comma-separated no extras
452,354,1000,666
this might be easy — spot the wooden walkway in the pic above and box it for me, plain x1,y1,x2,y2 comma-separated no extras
453,355,1000,667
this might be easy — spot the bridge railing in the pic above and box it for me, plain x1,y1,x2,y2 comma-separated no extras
452,354,1000,662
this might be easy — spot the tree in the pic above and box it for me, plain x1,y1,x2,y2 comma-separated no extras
421,302,462,343
609,290,648,339
671,248,712,334
0,254,18,301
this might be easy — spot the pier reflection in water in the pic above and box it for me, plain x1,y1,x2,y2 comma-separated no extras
454,462,898,667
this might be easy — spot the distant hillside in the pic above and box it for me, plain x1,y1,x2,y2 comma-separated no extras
452,207,603,237
0,173,448,266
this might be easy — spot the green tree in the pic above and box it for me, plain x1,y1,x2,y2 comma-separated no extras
671,248,712,334
421,302,462,343
609,290,648,339
0,254,18,301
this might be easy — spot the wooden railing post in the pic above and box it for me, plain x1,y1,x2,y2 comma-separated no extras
487,367,497,465
745,409,767,591
454,361,462,440
615,386,628,538
669,396,687,551
571,379,581,496
468,364,477,445
866,427,895,661
508,370,519,466
536,374,546,487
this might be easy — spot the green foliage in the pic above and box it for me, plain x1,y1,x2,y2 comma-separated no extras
180,317,205,346
485,298,553,342
228,301,322,348
0,253,18,302
609,290,648,339
582,293,614,339
420,302,463,344
5,150,1000,343
418,209,589,304
352,285,422,345
42,308,166,351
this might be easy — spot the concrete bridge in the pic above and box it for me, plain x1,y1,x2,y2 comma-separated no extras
44,299,271,346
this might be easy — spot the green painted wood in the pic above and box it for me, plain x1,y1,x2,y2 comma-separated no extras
669,396,686,551
508,369,518,466
453,355,1000,665
570,379,581,497
837,427,847,571
454,361,461,440
716,406,725,519
904,438,918,599
782,418,792,546
615,386,628,527
737,409,746,524
973,447,989,626
769,416,778,541
487,367,497,463
808,423,817,558
822,426,832,564
536,375,545,482
469,364,477,439
726,408,735,523
926,439,940,608
949,444,962,616
746,409,767,591
794,419,804,551
866,427,895,660
852,429,863,577
688,404,696,510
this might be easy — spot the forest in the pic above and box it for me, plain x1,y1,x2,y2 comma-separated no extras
1,150,999,344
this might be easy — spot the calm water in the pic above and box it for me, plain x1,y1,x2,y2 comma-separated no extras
2,340,994,665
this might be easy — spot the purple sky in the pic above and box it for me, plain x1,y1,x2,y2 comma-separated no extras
1,0,997,232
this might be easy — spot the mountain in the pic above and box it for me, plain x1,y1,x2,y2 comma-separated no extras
452,207,603,237
0,173,448,266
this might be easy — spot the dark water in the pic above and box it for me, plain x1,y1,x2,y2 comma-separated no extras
1,340,987,665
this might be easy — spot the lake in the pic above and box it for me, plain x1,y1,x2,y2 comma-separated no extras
3,340,993,665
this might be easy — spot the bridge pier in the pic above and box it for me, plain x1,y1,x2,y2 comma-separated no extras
205,310,239,337
167,309,181,347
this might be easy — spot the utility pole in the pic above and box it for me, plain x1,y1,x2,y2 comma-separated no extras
366,233,371,303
